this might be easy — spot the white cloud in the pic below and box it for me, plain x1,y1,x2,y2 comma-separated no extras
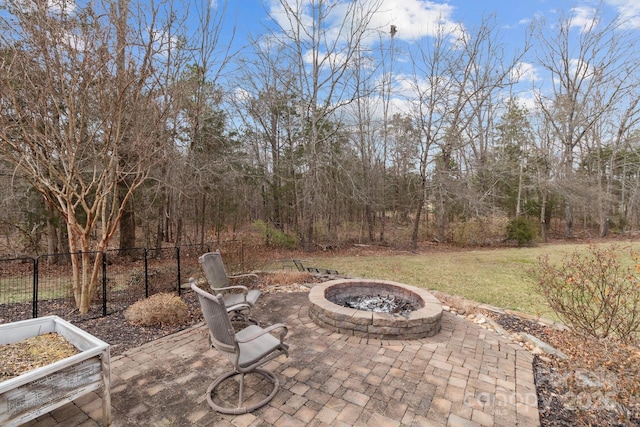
369,0,460,41
302,49,349,70
267,0,462,45
233,87,252,103
511,62,541,84
513,90,539,113
568,6,598,32
48,0,76,14
10,0,75,15
61,32,86,52
266,0,316,38
569,58,596,80
605,0,640,29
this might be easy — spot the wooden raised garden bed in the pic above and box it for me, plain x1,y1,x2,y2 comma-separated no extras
0,316,110,427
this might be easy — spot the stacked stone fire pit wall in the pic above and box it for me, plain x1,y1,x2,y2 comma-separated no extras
309,279,443,340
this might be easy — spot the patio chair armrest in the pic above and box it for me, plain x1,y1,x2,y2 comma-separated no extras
236,323,288,344
214,285,250,295
228,273,259,283
226,302,251,312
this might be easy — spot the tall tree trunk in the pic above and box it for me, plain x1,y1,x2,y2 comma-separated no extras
540,192,548,243
199,194,207,245
115,0,135,252
564,144,574,238
564,198,573,238
366,205,374,241
118,186,136,250
437,191,446,242
411,176,427,250
155,201,164,249
46,202,59,264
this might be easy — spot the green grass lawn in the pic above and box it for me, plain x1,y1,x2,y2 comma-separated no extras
306,241,640,321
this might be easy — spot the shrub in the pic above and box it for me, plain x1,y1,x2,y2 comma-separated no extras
506,216,535,247
253,220,299,249
451,214,510,246
124,293,189,327
533,244,640,344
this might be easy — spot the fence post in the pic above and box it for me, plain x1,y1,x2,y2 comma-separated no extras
102,252,107,317
32,257,38,319
144,248,149,298
176,247,182,296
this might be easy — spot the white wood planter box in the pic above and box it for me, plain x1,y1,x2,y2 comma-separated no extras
0,316,111,427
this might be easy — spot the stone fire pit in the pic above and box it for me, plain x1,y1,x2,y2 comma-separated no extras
309,279,442,340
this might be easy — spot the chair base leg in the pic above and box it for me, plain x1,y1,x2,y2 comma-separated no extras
228,312,259,326
206,368,279,415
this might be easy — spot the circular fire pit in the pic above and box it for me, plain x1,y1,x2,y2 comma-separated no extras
309,279,442,340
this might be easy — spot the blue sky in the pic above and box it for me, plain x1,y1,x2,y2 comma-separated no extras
222,0,639,44
215,0,640,115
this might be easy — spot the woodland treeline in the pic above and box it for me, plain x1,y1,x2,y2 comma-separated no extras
2,0,640,265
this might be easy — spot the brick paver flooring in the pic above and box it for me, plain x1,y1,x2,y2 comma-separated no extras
24,292,539,426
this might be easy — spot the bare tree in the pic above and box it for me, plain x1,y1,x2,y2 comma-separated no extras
406,22,455,248
0,0,182,313
407,16,520,247
232,37,303,236
386,113,419,223
533,6,640,237
267,0,382,250
458,17,528,218
346,45,383,242
495,99,535,218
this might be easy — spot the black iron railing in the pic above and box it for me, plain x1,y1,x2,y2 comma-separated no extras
0,242,247,323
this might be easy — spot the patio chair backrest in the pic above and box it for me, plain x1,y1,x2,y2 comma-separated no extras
190,279,236,353
199,251,230,290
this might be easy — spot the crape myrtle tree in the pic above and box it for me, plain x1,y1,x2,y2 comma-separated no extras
0,0,225,313
0,160,63,256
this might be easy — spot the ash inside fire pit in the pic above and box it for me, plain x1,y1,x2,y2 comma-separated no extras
334,294,418,317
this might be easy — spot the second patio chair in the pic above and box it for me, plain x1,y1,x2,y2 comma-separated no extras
198,251,262,323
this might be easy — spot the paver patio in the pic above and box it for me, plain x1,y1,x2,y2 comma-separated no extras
24,292,539,426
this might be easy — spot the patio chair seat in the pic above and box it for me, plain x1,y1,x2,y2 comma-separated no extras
235,325,282,367
223,289,261,309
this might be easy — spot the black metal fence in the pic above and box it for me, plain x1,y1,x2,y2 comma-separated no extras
0,241,247,323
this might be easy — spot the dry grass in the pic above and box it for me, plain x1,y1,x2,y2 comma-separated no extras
259,271,316,287
430,291,483,316
124,293,190,327
0,333,79,381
